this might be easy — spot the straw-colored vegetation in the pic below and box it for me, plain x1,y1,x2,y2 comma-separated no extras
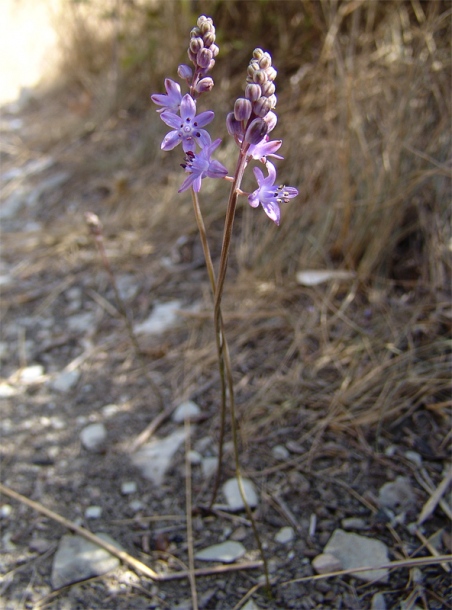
3,0,451,606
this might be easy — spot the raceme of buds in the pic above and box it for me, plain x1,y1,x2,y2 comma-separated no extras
188,15,217,79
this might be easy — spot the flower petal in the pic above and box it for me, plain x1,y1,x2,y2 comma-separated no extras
161,131,181,151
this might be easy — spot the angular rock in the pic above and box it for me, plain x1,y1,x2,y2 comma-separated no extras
195,540,246,563
131,429,186,486
312,552,342,574
51,533,122,589
222,477,258,511
323,529,389,583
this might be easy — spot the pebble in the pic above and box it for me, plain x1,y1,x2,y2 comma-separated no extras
341,517,367,531
312,553,342,574
195,540,246,563
172,400,201,423
134,300,182,335
275,526,295,544
202,456,218,479
323,529,389,582
222,477,258,511
188,450,202,465
378,476,415,511
371,592,387,610
0,504,12,519
19,364,44,384
51,370,80,393
131,429,187,486
85,506,102,519
51,533,121,589
80,423,107,452
272,444,290,460
405,451,422,467
121,481,137,495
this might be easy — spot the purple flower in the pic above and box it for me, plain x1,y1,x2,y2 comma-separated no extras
179,138,228,192
248,162,298,225
247,136,283,164
160,94,214,153
151,79,182,114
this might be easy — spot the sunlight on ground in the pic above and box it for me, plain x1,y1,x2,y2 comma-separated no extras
0,0,60,105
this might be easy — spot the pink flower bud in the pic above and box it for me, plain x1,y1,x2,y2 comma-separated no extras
195,77,214,93
244,118,268,145
245,84,262,102
234,98,252,122
178,64,193,80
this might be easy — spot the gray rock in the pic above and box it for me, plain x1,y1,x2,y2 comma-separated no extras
222,477,258,511
51,533,122,589
51,370,80,393
275,526,295,544
323,529,389,583
272,444,290,460
121,481,137,495
202,456,218,479
68,312,96,334
134,301,181,335
172,400,201,423
371,592,387,610
378,476,415,511
312,553,342,574
85,506,102,519
131,429,186,486
341,517,367,531
195,540,246,563
80,423,106,452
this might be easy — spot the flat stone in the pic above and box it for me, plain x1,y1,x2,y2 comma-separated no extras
378,476,415,511
275,526,294,544
85,506,102,519
341,517,367,531
323,529,389,583
172,400,201,423
195,540,246,563
121,481,137,495
312,553,342,574
222,477,258,511
134,300,181,335
131,429,187,486
51,533,122,589
51,370,80,393
80,423,106,452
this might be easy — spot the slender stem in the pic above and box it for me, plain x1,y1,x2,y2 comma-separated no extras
213,149,272,594
190,189,230,506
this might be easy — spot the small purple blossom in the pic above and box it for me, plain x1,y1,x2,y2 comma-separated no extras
151,79,182,114
247,136,283,163
179,138,228,192
160,94,214,153
248,162,298,225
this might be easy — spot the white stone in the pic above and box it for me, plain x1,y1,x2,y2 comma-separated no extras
131,429,187,486
80,423,106,452
222,477,258,511
85,506,102,519
121,481,137,495
275,526,294,544
51,533,121,589
172,400,201,423
312,553,342,574
195,540,246,563
341,517,367,531
202,456,219,479
378,477,415,511
272,445,290,460
323,529,389,583
51,370,80,393
134,301,182,335
19,364,44,384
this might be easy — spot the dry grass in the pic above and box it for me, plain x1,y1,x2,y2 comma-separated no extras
25,0,451,445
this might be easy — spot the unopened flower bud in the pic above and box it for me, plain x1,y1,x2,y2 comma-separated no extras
244,117,268,145
266,66,277,82
234,98,252,122
253,48,264,60
207,59,216,72
253,96,272,117
178,64,193,80
259,52,272,69
197,48,213,69
263,111,277,132
226,112,244,137
190,37,204,54
267,94,277,109
203,32,215,47
199,19,214,35
188,49,197,63
190,27,201,38
195,77,214,93
253,69,268,85
245,83,261,102
210,43,219,58
260,81,275,97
